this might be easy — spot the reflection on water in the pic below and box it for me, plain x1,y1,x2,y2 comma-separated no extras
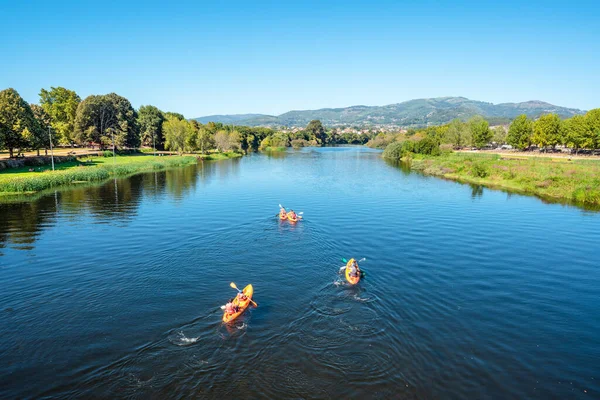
0,161,232,252
470,184,484,198
0,196,58,251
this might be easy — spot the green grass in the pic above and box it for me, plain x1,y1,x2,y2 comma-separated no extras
261,146,287,152
198,151,243,160
0,155,198,196
0,161,81,177
401,152,600,206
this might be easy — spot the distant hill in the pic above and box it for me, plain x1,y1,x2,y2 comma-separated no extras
194,97,584,127
194,113,272,124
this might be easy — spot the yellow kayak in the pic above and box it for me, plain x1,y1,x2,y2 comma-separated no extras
345,259,360,285
287,214,301,223
222,284,254,323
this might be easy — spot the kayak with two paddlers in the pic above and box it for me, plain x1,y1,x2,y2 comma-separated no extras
278,204,303,222
222,283,256,323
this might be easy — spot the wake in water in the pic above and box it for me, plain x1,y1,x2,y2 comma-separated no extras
353,294,371,302
168,331,200,346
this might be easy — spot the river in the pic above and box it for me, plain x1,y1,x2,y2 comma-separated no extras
1,147,598,399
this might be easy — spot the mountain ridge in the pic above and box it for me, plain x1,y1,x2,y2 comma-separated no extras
195,97,585,127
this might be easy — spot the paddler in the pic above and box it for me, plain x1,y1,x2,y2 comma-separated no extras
224,300,239,315
348,259,361,278
279,207,287,218
288,209,297,220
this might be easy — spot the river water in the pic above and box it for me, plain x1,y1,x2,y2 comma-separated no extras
1,147,598,399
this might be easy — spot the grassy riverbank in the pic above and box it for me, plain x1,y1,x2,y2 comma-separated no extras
261,146,287,152
0,155,200,196
402,153,600,205
198,151,243,160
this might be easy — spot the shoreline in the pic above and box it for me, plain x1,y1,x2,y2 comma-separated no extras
0,152,241,198
397,152,600,209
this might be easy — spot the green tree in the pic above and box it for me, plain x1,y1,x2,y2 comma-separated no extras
164,111,185,121
584,108,600,150
228,130,241,151
0,88,36,157
533,114,562,148
30,104,53,156
243,133,257,151
492,126,507,145
214,130,230,151
270,131,290,148
563,115,587,154
306,120,327,145
74,93,139,149
507,114,533,150
185,120,199,151
533,113,561,150
259,135,272,150
74,95,114,148
445,119,470,148
39,87,81,145
138,105,165,150
468,116,492,148
196,126,214,153
163,116,191,155
112,94,140,148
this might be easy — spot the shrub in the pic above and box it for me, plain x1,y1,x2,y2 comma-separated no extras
383,137,442,160
471,162,490,178
366,133,394,149
259,136,272,151
291,139,308,149
439,143,454,154
415,137,441,156
382,141,404,161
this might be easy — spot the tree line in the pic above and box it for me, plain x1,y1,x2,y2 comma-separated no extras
368,110,600,154
0,87,374,158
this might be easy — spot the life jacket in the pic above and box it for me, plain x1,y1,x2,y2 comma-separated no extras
225,303,236,314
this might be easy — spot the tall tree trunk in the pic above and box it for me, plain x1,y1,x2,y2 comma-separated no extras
37,149,40,156
9,148,14,158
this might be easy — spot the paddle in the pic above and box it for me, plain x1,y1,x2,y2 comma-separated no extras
230,282,258,307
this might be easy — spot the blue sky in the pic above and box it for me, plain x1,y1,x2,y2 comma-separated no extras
1,0,598,117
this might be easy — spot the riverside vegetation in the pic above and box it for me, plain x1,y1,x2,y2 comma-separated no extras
381,113,600,206
369,110,600,153
2,86,600,205
0,155,199,196
0,87,371,159
0,86,367,195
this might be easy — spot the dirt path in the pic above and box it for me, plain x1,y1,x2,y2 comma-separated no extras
0,148,176,160
0,148,99,160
